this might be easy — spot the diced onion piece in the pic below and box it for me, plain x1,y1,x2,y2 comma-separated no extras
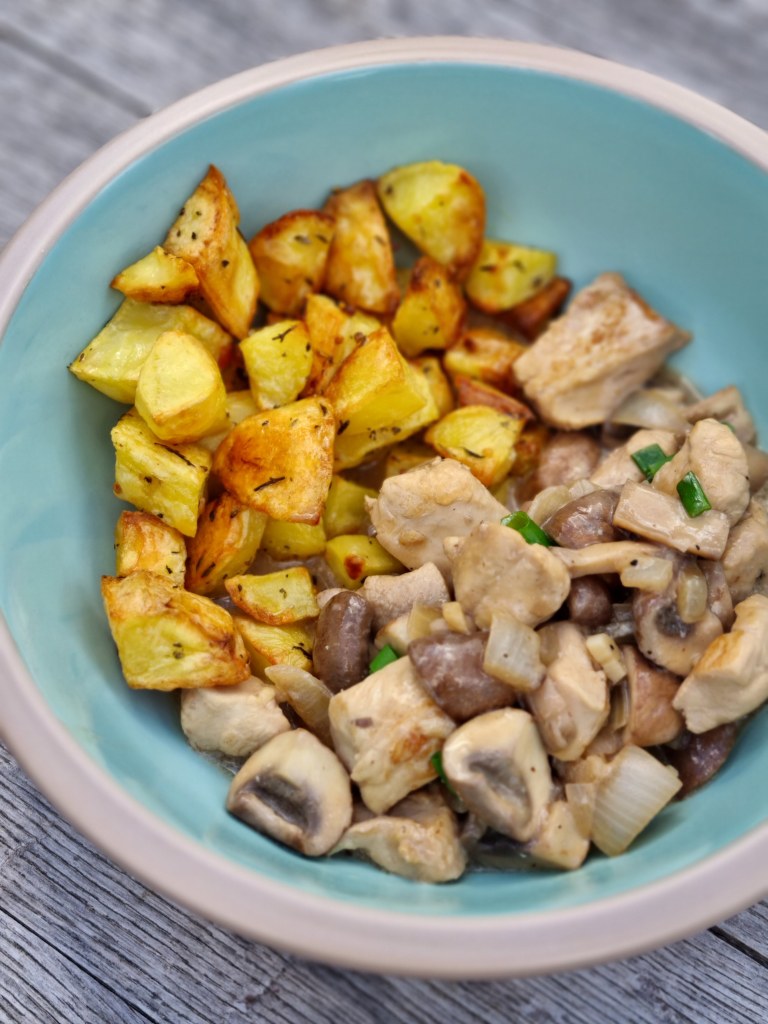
441,600,472,634
591,745,682,856
482,612,544,691
676,562,709,623
565,782,598,839
375,613,410,655
585,633,627,684
568,478,599,500
609,679,631,729
526,485,571,526
264,664,333,746
619,555,674,592
407,602,443,641
611,388,689,433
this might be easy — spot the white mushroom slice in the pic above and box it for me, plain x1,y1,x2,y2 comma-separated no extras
366,457,508,577
514,272,690,430
332,787,467,882
673,593,768,733
653,418,750,526
722,498,768,602
527,622,610,761
448,521,570,629
553,540,664,578
590,428,679,488
328,656,455,814
441,708,553,842
525,800,590,870
180,676,290,758
226,728,352,856
361,562,449,631
613,480,730,559
684,385,756,444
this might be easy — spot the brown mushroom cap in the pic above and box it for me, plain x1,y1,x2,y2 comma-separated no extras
622,645,684,747
409,632,516,722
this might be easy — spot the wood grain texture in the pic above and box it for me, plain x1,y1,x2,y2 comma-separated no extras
0,1,767,1021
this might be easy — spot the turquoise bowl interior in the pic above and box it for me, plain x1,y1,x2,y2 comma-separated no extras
0,47,766,961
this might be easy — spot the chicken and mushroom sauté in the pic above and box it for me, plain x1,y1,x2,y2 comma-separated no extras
70,161,768,882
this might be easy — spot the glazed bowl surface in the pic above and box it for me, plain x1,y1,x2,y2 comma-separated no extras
0,38,766,978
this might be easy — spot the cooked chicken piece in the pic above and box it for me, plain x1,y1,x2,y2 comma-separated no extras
514,273,690,429
621,646,683,747
367,457,509,578
361,562,449,631
590,428,679,488
525,800,590,870
448,521,570,628
653,418,750,525
332,787,467,882
684,385,756,445
328,656,455,814
673,593,768,733
613,480,730,559
527,622,610,761
531,431,601,490
722,498,768,602
180,676,290,758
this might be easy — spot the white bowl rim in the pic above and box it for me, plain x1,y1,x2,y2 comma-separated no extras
0,37,767,979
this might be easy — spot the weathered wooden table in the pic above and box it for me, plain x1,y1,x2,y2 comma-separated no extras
1,2,766,1020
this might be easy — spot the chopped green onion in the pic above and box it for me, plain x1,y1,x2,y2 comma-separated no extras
720,420,736,433
631,443,673,481
369,644,400,673
501,510,554,546
429,750,457,796
677,471,712,517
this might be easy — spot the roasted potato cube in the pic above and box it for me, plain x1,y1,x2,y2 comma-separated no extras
249,209,335,315
377,160,485,279
212,397,335,523
325,535,404,590
410,355,454,418
323,475,377,538
322,179,399,314
453,374,535,422
391,257,466,357
425,405,524,487
302,293,350,395
163,165,258,339
233,614,314,675
240,320,312,409
261,518,327,560
465,240,557,313
226,567,319,624
134,330,227,443
511,423,551,479
110,245,199,303
69,298,232,403
443,325,528,392
383,439,436,478
197,389,260,453
102,570,250,690
111,409,211,537
114,511,187,585
502,276,572,340
185,491,267,595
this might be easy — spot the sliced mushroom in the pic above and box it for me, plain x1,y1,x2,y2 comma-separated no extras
361,562,449,631
590,428,679,488
684,385,756,445
673,593,768,733
567,577,614,627
613,480,730,559
226,728,352,856
366,457,509,577
526,622,610,761
441,708,553,842
448,521,570,629
666,722,741,797
180,676,290,758
531,431,602,490
328,655,455,814
553,539,663,577
722,498,768,603
621,646,683,747
332,786,467,882
409,631,517,722
312,590,373,692
542,488,620,548
699,560,734,630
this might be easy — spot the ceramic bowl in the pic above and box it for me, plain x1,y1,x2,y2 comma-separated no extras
0,38,766,979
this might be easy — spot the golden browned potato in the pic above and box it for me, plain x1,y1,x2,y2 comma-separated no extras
443,325,528,392
324,535,404,589
425,405,524,487
511,422,551,479
410,355,454,419
114,510,187,585
69,298,232,403
377,160,485,279
502,276,572,339
322,180,399,314
212,396,335,523
260,518,327,560
163,165,258,339
382,439,435,478
110,246,199,303
391,256,466,356
240,320,313,409
102,570,250,690
233,614,314,675
185,491,268,595
134,330,227,443
111,408,212,537
249,209,335,315
322,475,377,538
465,240,557,313
226,567,319,625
